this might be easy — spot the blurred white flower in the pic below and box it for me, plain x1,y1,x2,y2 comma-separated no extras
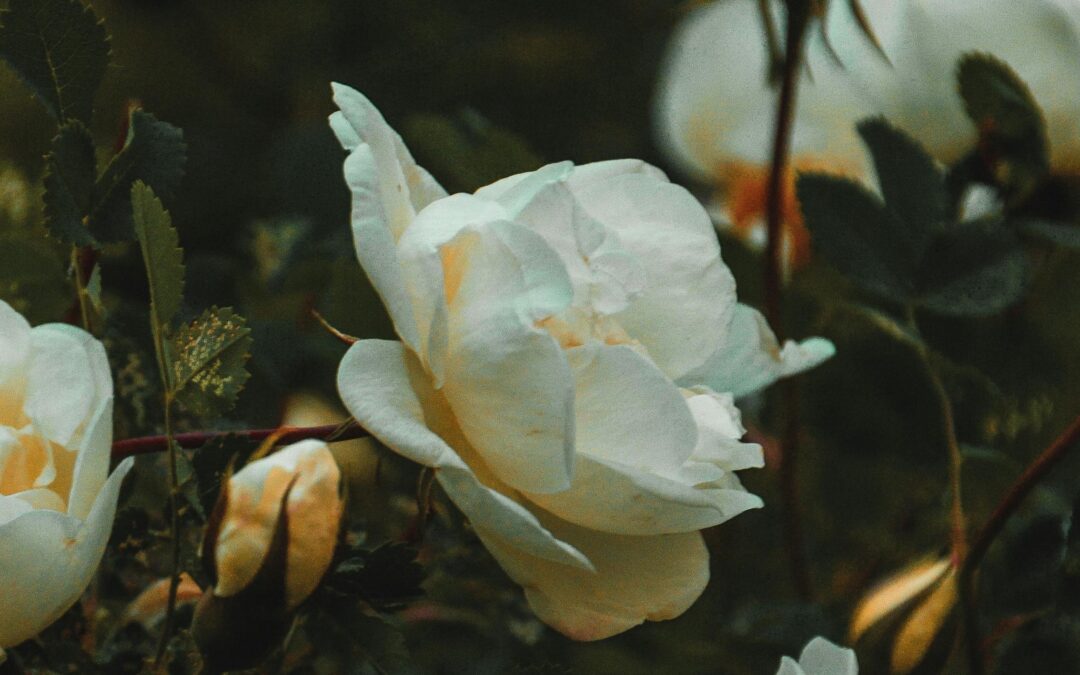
0,299,133,648
654,0,1080,264
777,636,858,675
331,83,833,640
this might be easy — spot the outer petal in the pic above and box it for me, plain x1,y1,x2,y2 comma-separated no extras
525,453,760,535
797,637,859,675
0,299,30,390
0,457,132,647
336,339,591,570
330,83,446,231
24,324,110,449
331,83,449,353
570,169,737,381
438,220,577,494
213,440,343,609
66,397,113,520
688,304,835,398
479,509,709,641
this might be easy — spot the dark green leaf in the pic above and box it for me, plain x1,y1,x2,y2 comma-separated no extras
90,110,186,241
857,117,945,241
131,181,184,329
916,220,1027,316
957,53,1049,199
1060,492,1080,615
42,120,97,245
0,0,109,124
170,306,252,417
324,542,425,609
188,435,255,518
797,173,921,300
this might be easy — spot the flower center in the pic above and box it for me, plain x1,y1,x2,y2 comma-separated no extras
0,425,70,511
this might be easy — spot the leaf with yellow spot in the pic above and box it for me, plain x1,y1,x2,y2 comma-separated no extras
170,306,253,417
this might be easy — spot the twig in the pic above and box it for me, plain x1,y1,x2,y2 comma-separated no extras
764,0,813,601
958,412,1080,674
112,421,370,460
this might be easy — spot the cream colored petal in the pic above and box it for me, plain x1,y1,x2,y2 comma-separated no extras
214,440,343,609
0,300,30,391
0,457,132,648
571,169,737,381
797,637,858,675
525,452,761,536
66,397,112,521
479,511,709,641
336,339,591,570
24,324,108,448
689,304,834,398
439,221,577,494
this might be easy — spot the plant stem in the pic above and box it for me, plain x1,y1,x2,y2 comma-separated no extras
958,412,1080,673
70,246,94,333
765,2,812,601
112,421,369,460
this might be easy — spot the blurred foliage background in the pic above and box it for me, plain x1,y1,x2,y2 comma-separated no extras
4,1,1080,673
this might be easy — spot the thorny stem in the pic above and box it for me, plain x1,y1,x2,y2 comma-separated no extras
111,421,369,461
958,412,1080,674
764,1,812,601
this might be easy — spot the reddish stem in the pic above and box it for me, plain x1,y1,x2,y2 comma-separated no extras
111,422,370,460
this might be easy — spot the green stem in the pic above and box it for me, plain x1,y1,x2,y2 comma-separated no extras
70,246,92,333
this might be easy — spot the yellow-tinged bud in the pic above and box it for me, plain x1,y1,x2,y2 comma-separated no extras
849,557,959,675
192,440,344,671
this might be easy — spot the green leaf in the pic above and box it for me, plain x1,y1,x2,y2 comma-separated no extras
796,173,921,300
170,306,252,417
916,220,1027,316
324,542,425,610
90,110,186,241
856,117,945,240
957,52,1049,198
0,0,109,124
42,120,97,246
131,181,184,330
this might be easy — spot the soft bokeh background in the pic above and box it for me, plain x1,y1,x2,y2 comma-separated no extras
4,1,1080,673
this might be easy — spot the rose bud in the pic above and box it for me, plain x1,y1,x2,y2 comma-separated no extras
849,557,959,674
192,440,344,671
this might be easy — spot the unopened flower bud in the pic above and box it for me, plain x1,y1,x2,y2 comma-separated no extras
849,557,959,675
192,440,344,671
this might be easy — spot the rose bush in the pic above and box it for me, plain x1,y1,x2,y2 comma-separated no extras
331,83,833,639
0,300,133,648
654,0,1080,264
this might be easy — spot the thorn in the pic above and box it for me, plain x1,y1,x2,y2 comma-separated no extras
310,308,359,345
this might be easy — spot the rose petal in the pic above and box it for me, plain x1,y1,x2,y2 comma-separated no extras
689,303,835,398
336,339,591,570
478,509,709,641
0,300,30,392
0,457,132,647
25,324,110,448
570,169,738,380
438,220,577,494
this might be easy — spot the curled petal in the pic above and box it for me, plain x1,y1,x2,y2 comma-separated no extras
689,304,835,399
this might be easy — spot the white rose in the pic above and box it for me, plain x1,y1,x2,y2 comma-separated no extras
654,0,1080,257
330,84,833,640
777,637,858,675
0,300,133,648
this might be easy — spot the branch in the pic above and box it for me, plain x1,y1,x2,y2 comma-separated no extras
112,421,370,461
959,412,1080,673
